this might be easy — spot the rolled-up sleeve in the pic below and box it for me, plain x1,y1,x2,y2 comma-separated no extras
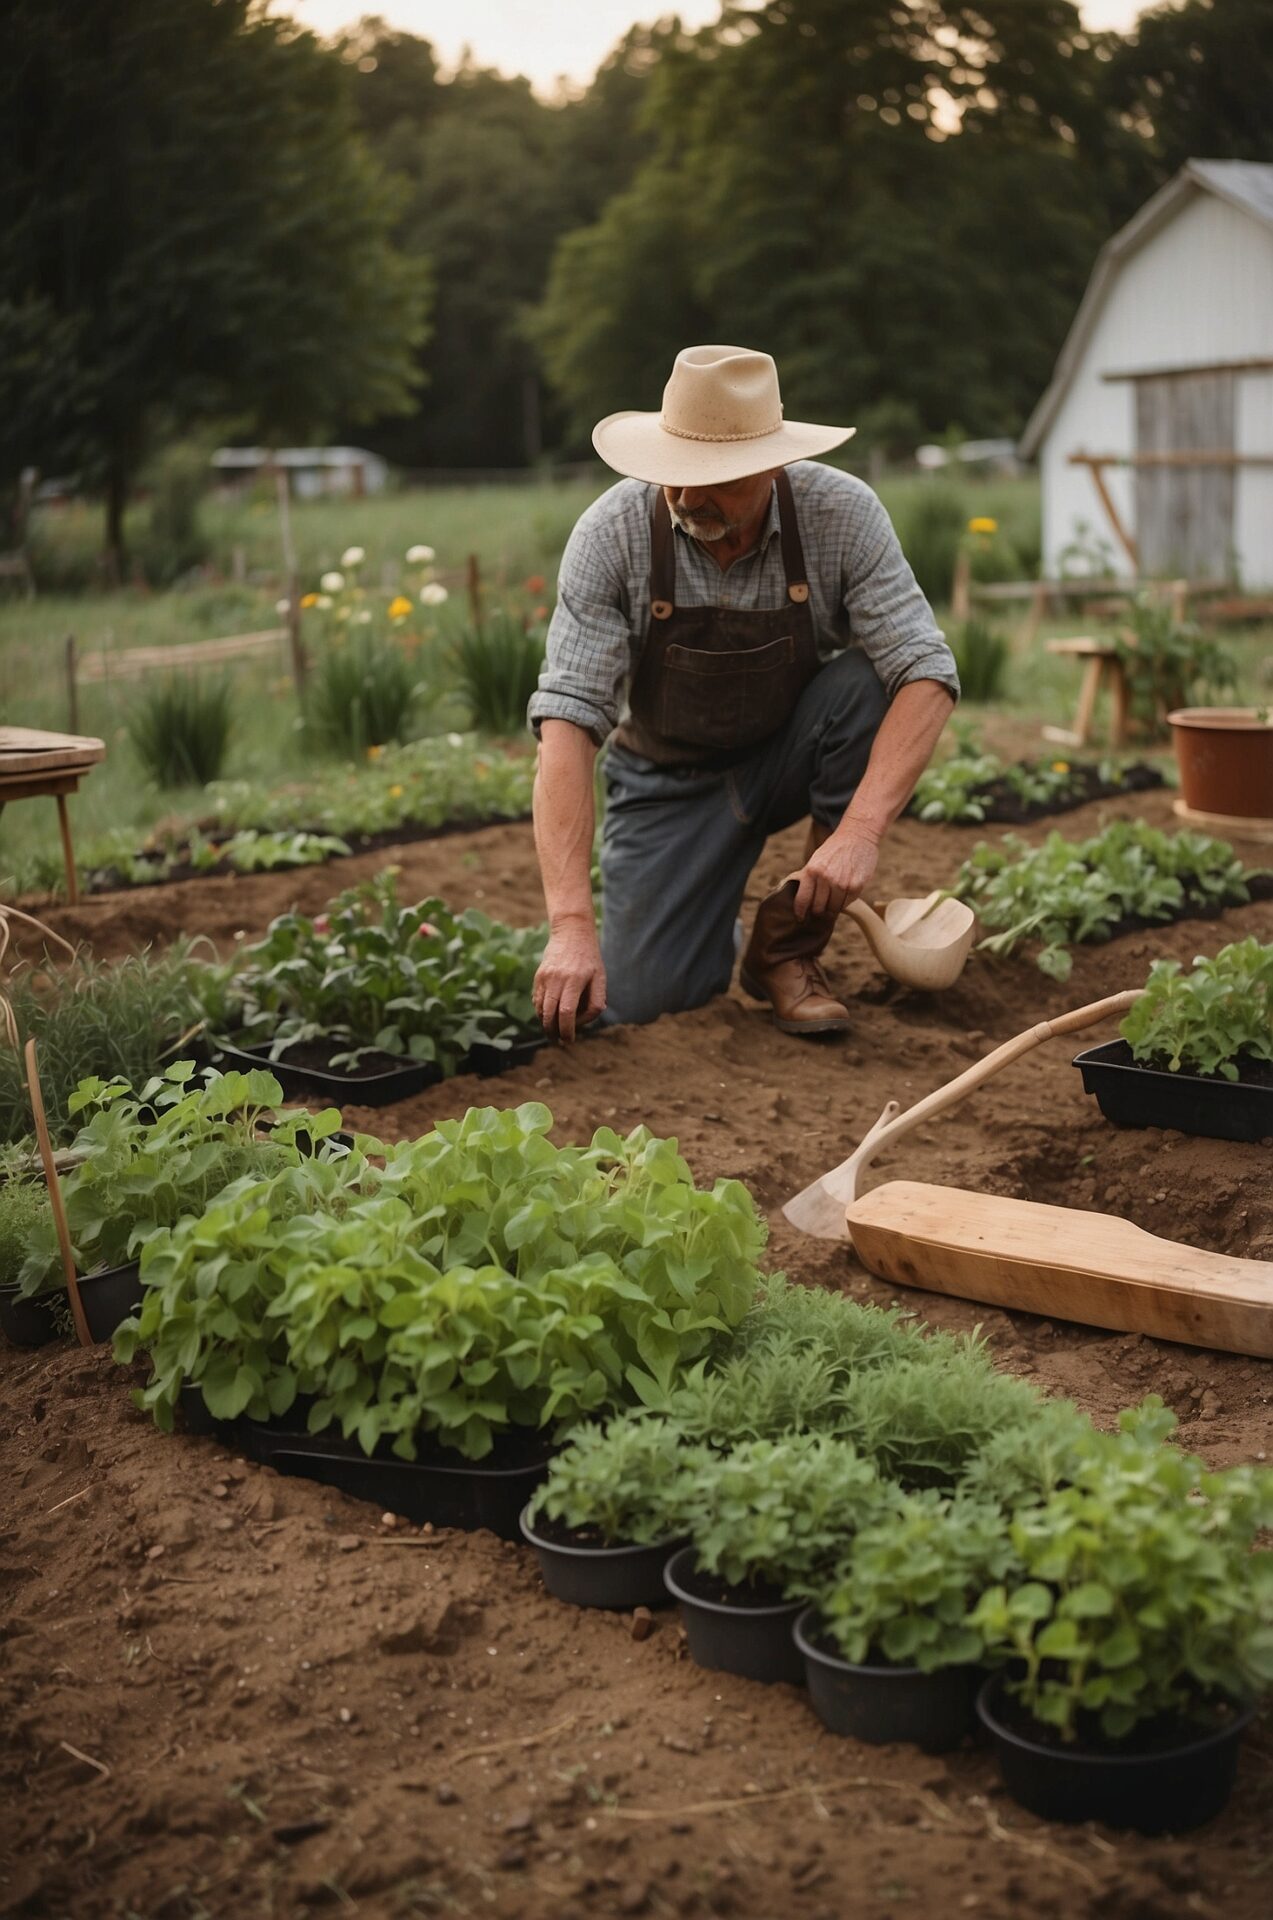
528,510,635,745
842,491,960,703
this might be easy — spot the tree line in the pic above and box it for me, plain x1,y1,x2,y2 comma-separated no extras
2,0,1269,570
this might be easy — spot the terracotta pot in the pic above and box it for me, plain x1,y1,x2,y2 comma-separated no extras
1167,708,1273,819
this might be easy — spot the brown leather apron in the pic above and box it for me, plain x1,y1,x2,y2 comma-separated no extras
612,469,820,769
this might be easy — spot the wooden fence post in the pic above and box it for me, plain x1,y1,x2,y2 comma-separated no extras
467,553,482,630
950,548,971,623
275,468,308,697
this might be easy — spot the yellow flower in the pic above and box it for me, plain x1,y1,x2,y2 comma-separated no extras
968,516,998,535
367,744,382,760
388,595,413,620
388,783,403,798
1051,760,1070,773
300,592,319,609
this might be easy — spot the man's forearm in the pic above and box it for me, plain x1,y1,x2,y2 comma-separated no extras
533,718,599,927
839,678,955,840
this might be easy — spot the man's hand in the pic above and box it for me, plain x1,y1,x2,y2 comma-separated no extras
534,916,606,1043
792,823,882,920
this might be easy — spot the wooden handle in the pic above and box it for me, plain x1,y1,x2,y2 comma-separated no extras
24,1039,90,1346
829,988,1142,1205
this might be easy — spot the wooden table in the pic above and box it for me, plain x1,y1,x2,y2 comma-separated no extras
1042,636,1133,749
0,727,106,903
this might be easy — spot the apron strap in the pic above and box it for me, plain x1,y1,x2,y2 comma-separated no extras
775,469,810,605
649,488,675,620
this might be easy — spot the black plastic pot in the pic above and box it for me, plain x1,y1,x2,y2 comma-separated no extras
795,1610,977,1752
77,1259,143,1345
0,1283,63,1348
240,1418,553,1540
519,1507,681,1609
465,1034,551,1077
211,1038,440,1108
1074,1039,1273,1145
663,1546,804,1685
178,1381,238,1438
976,1673,1257,1833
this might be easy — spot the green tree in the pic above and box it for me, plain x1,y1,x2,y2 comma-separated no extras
1,0,429,573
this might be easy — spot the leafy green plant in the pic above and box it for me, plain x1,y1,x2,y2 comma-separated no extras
909,741,1148,826
127,674,233,788
832,1344,1044,1490
452,611,547,735
306,628,433,756
1113,598,1237,736
971,1399,1273,1739
119,1102,767,1458
1120,937,1273,1081
18,1064,328,1295
951,618,1009,702
0,949,204,1147
0,1177,51,1289
201,873,546,1073
222,830,351,873
955,822,1257,979
898,486,966,606
678,1433,893,1593
956,1396,1093,1512
527,1414,697,1545
803,1492,1019,1671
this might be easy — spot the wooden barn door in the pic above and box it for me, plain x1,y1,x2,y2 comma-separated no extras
1135,371,1236,579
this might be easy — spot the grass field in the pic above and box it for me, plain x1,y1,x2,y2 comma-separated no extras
2,471,1268,896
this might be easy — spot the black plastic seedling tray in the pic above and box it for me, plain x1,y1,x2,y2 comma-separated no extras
1074,1040,1273,1144
211,1039,441,1107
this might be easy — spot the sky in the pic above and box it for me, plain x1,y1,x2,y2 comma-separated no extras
278,1,1162,97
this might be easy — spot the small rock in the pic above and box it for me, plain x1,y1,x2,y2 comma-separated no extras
380,1512,398,1529
146,1544,165,1561
214,1518,234,1533
630,1607,654,1642
504,1808,535,1834
662,1734,698,1755
336,1534,361,1553
617,1882,650,1915
497,1846,527,1871
339,1707,354,1724
435,1783,459,1806
212,1483,229,1500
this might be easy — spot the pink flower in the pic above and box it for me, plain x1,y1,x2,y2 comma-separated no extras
417,920,439,939
313,914,331,935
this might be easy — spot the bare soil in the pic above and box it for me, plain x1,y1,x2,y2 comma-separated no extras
4,776,1273,1919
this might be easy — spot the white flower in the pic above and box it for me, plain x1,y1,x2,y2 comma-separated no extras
406,544,435,564
419,583,448,606
321,571,345,593
354,609,372,624
341,546,365,568
315,594,333,610
447,732,465,748
275,597,291,615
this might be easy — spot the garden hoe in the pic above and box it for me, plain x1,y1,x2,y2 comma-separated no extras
783,989,1273,1361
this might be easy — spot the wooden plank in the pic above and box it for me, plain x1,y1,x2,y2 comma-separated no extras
76,628,285,683
0,728,104,773
1103,356,1273,383
846,1180,1273,1360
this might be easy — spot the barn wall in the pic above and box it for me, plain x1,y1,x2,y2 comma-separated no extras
1039,193,1273,586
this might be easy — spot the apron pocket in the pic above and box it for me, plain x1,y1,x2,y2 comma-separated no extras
660,635,798,750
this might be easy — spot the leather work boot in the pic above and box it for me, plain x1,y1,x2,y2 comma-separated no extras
738,877,852,1035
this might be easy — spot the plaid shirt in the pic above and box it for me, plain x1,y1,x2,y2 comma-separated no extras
528,460,959,745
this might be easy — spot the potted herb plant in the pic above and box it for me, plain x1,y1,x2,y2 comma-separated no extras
971,1399,1273,1833
665,1434,891,1685
794,1493,1017,1750
521,1414,693,1609
1075,937,1273,1142
18,1064,325,1343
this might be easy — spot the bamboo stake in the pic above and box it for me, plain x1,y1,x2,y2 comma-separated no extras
24,1038,90,1346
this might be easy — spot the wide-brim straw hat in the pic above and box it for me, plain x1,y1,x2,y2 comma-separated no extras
592,344,855,486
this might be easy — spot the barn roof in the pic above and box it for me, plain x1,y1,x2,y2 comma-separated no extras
1019,160,1273,459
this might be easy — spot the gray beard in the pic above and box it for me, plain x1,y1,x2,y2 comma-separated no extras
669,505,732,541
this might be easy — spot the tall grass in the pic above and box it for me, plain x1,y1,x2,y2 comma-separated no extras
127,675,233,787
452,612,546,735
305,632,431,756
951,618,1010,702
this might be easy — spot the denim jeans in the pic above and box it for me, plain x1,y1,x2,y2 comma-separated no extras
599,647,889,1024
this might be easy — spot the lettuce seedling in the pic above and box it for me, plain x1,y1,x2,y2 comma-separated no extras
1120,937,1273,1081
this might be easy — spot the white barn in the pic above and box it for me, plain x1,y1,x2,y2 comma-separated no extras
1020,160,1273,589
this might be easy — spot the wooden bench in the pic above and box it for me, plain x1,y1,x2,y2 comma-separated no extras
0,728,106,904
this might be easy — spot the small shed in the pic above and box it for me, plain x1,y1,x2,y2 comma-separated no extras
1020,160,1273,588
211,446,389,499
